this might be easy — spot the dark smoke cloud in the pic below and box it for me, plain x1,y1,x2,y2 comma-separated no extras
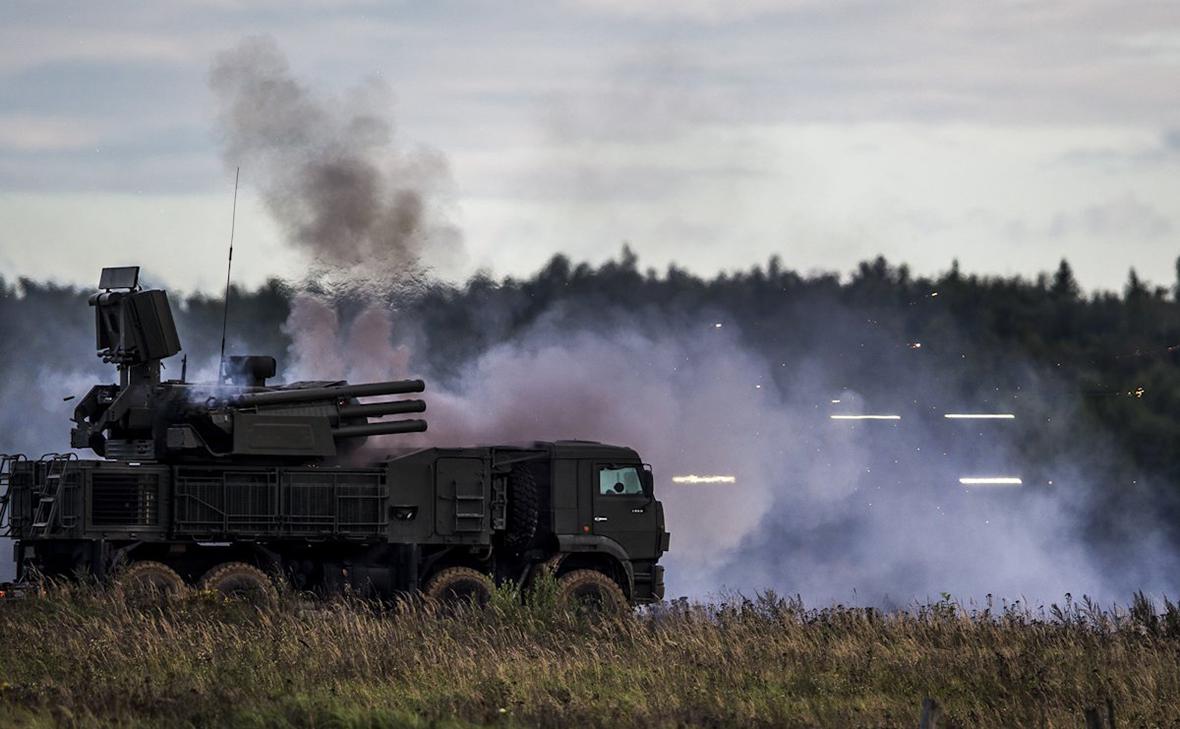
210,36,459,384
210,36,462,296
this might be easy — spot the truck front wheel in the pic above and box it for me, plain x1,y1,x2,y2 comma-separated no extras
423,566,494,608
557,569,628,614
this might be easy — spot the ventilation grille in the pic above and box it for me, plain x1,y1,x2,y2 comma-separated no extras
91,472,159,526
174,468,386,537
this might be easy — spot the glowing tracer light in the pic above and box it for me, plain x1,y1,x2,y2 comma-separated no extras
959,477,1022,486
672,475,737,484
830,414,901,420
944,413,1016,420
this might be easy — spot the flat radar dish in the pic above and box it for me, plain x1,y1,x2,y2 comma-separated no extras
98,266,140,291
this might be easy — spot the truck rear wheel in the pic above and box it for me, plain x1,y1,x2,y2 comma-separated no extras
117,560,186,600
423,566,494,608
199,562,278,603
557,569,628,614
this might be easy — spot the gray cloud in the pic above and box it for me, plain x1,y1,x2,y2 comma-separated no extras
1057,128,1180,171
1049,197,1173,241
1,2,1179,293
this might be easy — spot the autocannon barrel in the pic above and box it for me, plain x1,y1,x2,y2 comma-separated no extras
337,399,426,418
332,419,428,438
235,379,426,407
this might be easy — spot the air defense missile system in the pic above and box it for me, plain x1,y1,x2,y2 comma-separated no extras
0,267,669,607
71,267,428,463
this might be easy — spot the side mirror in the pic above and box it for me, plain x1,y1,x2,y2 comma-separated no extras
641,468,654,499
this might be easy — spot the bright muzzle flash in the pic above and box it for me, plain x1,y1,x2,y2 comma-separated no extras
672,475,737,484
959,477,1023,486
944,413,1016,420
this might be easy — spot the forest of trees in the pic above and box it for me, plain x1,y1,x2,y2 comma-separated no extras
3,250,1180,565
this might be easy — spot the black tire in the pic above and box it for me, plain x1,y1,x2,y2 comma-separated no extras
199,562,278,603
557,569,629,614
423,566,494,608
118,560,187,600
505,468,539,552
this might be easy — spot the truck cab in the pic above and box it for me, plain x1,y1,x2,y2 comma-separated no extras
544,440,669,603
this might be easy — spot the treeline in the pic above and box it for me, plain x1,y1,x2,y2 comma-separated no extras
2,250,1179,480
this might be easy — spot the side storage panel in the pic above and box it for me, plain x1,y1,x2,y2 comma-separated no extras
385,453,435,543
434,457,490,544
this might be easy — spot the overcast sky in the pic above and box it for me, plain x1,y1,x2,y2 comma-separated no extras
0,1,1177,293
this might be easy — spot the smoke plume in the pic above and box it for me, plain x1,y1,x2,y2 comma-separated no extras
210,36,461,296
210,36,453,387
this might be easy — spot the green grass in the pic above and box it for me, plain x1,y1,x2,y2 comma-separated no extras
2,584,1179,727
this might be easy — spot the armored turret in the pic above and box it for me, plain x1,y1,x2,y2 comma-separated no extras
68,266,427,463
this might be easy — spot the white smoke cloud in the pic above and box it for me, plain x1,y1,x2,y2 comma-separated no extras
204,37,1180,606
402,315,1178,604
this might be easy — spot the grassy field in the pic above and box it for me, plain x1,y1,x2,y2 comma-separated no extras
1,582,1179,728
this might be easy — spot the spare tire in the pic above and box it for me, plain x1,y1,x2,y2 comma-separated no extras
199,562,278,603
504,467,539,551
118,560,187,600
423,566,494,608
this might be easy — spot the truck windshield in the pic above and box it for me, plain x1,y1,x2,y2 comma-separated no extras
599,466,644,496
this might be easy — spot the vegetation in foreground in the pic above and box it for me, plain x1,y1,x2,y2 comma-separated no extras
2,584,1179,728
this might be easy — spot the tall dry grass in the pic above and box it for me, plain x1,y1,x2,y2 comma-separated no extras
1,583,1179,728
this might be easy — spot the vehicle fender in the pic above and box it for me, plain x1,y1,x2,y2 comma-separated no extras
555,534,634,594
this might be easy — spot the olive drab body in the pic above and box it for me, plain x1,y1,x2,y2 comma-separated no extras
1,267,669,606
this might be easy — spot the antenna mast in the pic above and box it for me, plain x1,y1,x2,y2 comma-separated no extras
217,167,240,384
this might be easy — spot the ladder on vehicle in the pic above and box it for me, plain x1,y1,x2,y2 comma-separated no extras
454,479,487,533
31,453,77,537
0,453,25,537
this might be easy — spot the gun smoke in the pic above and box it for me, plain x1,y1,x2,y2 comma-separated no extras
210,36,461,293
210,36,450,383
204,39,1176,604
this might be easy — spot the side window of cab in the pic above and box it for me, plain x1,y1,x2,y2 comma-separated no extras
598,466,644,496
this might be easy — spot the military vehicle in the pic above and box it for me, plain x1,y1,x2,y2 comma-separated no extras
0,266,669,608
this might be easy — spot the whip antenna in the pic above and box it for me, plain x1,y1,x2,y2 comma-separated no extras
217,167,240,384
